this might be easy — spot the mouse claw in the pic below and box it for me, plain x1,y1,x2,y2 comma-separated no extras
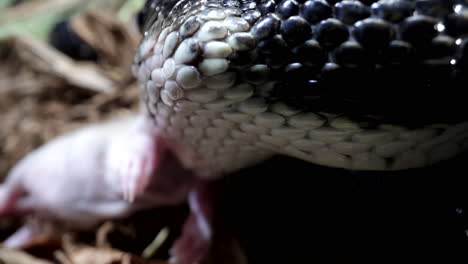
107,127,158,203
119,158,138,203
119,153,154,203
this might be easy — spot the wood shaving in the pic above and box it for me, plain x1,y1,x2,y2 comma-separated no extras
61,234,166,264
0,248,53,264
0,11,140,180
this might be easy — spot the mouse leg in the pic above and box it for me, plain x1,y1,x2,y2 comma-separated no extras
108,116,199,205
2,218,47,248
109,130,215,264
105,117,160,203
0,185,22,217
113,132,157,203
0,171,33,218
169,183,214,264
0,181,51,248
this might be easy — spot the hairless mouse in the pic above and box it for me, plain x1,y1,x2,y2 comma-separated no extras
0,115,211,264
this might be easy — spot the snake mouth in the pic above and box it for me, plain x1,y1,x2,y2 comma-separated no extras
131,135,202,207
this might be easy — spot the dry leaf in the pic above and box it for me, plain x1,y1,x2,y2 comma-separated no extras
11,35,116,94
62,242,166,264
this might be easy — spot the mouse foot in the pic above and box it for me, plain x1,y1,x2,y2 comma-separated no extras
2,218,51,248
169,183,214,264
106,124,159,203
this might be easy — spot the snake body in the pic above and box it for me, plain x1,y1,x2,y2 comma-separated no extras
134,0,468,175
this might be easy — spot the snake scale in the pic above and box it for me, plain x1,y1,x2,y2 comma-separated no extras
134,0,468,176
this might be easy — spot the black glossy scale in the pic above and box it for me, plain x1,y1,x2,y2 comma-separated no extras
251,14,281,39
315,18,349,49
323,66,436,125
262,53,292,67
257,0,276,14
333,41,372,67
284,62,318,80
352,18,395,50
258,34,288,53
257,36,292,67
300,0,333,24
276,0,300,18
244,65,271,83
415,0,455,17
381,40,414,65
426,35,457,59
400,15,438,47
335,0,371,25
320,62,342,80
292,39,327,67
272,63,322,95
229,50,259,68
49,21,98,61
280,16,312,45
371,0,414,23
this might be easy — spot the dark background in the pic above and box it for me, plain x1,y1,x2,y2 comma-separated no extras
219,151,468,264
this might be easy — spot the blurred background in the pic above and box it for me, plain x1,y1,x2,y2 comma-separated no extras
0,0,143,178
0,1,189,263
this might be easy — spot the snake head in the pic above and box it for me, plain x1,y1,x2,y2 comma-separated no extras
133,0,468,173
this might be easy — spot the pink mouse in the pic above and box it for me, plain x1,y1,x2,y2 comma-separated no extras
0,115,213,264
